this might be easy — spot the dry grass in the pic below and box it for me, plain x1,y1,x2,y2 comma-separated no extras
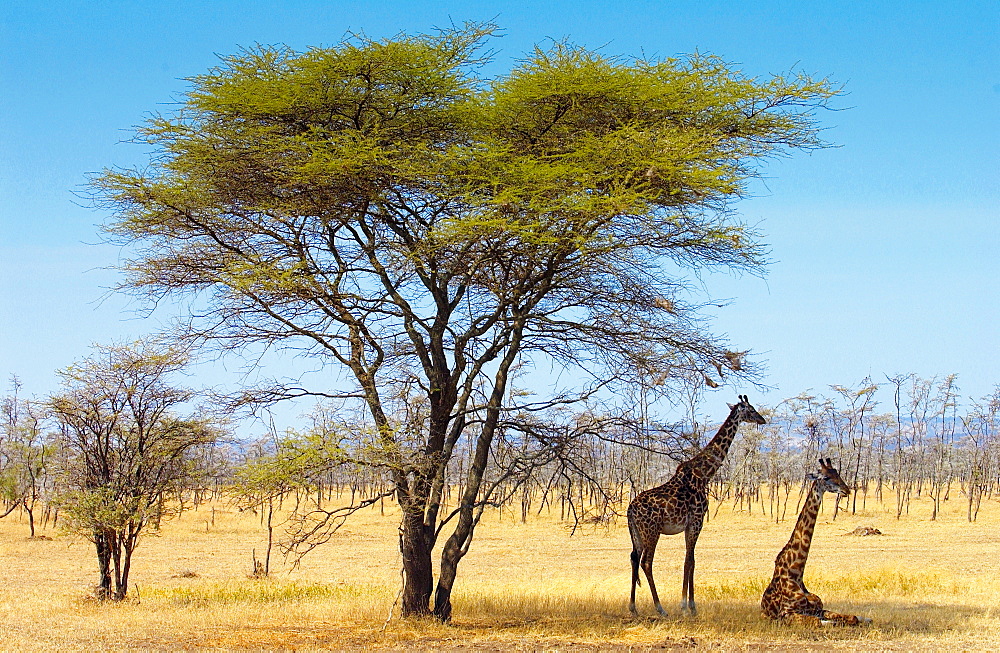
2,492,1000,650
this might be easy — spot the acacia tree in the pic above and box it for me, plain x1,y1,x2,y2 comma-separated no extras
49,341,218,601
94,24,838,619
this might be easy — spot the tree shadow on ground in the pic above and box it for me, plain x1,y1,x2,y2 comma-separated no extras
124,598,994,651
444,596,993,647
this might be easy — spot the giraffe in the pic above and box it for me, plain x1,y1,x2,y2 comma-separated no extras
628,394,766,616
760,458,872,626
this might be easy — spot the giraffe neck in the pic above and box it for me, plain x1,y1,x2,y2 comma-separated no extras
688,407,741,479
776,482,823,579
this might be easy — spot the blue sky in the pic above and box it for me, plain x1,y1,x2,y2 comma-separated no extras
1,0,998,423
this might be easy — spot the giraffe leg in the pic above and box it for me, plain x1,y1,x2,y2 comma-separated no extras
781,613,824,627
639,546,667,616
819,610,872,626
803,591,823,614
801,592,870,626
770,591,825,627
680,525,701,615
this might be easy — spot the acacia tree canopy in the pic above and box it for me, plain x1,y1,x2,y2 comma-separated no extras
94,23,838,618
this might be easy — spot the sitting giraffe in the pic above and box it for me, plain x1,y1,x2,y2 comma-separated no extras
629,395,766,616
761,458,871,626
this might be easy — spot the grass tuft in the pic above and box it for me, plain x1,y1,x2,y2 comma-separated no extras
695,568,964,604
697,576,769,601
146,579,387,606
807,568,965,598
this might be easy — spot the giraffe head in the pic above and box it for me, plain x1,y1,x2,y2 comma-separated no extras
807,458,851,497
727,394,766,426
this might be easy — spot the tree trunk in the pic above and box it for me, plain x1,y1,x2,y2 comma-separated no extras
399,507,434,617
24,501,35,538
434,536,463,622
264,499,274,576
111,530,124,599
94,530,113,599
434,500,478,621
117,527,142,601
432,398,505,621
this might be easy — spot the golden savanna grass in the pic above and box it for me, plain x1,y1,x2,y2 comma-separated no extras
2,492,1000,651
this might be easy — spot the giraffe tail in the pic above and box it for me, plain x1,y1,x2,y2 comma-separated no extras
628,516,642,587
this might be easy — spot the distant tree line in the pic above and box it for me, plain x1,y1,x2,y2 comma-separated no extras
442,374,1000,526
5,348,999,603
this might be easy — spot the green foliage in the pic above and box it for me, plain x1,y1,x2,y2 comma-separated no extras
98,22,837,294
54,486,156,535
232,427,353,508
0,470,18,504
0,440,52,501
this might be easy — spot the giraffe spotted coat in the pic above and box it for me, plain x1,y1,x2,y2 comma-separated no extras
761,458,871,627
628,395,766,616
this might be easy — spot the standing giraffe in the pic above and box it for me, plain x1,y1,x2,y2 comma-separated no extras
761,458,871,626
628,395,766,616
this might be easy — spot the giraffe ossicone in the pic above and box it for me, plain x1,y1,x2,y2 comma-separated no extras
760,458,872,627
628,394,766,617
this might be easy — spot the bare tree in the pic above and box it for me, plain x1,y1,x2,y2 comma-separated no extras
1,378,54,536
868,412,895,503
928,375,960,520
960,388,998,521
830,379,878,514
